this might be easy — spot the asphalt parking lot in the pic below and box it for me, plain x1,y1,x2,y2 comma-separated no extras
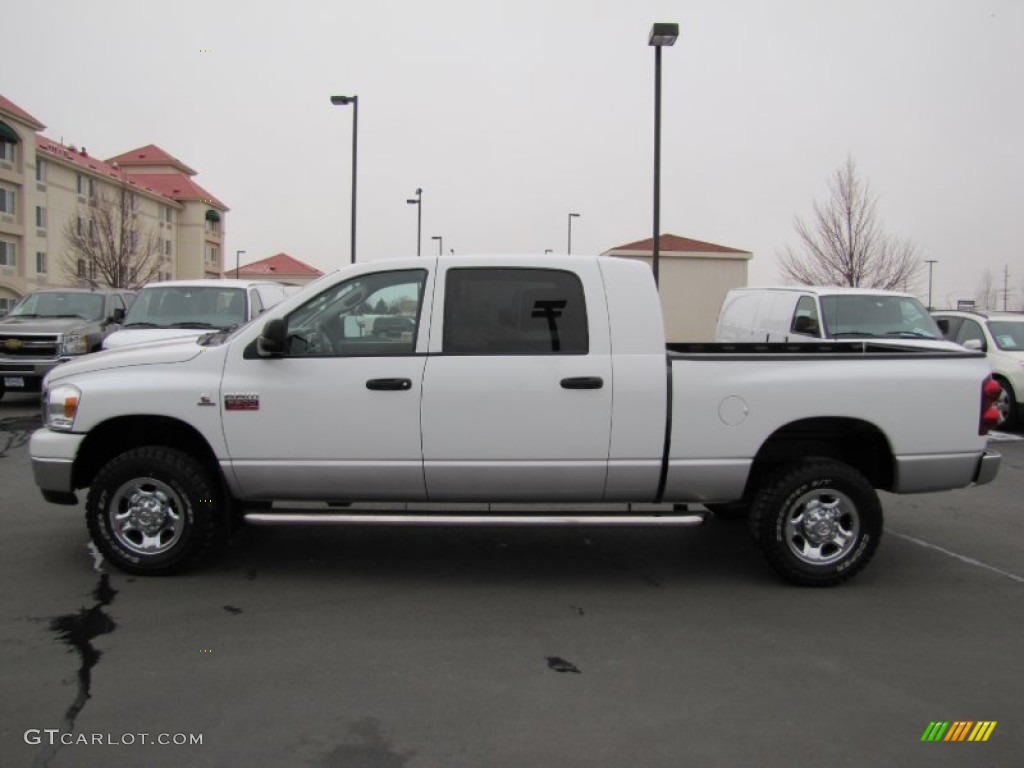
1,391,1021,767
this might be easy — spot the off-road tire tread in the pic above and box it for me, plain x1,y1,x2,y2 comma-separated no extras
86,446,223,575
749,459,882,587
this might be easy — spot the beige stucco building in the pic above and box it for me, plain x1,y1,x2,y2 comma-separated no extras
602,234,752,342
0,94,228,313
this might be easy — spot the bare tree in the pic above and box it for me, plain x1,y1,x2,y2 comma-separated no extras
778,156,923,290
975,269,999,310
62,188,162,290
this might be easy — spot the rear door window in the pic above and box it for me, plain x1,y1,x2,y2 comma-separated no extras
443,268,588,355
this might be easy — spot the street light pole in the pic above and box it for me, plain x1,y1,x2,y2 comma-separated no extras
649,22,678,289
925,259,938,310
236,250,245,280
329,94,358,264
567,212,580,254
406,188,422,256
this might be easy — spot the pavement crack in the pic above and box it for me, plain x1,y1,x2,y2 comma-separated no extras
35,570,118,767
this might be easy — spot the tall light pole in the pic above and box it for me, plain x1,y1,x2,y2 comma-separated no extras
567,212,580,254
649,22,678,288
925,259,938,310
406,187,422,256
235,250,245,280
431,235,443,255
329,94,358,264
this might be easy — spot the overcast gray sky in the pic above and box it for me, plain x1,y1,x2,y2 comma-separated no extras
6,0,1022,307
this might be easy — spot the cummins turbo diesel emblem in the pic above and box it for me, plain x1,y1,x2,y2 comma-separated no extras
224,394,259,411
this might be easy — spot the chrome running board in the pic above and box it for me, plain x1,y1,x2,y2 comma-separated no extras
245,512,706,527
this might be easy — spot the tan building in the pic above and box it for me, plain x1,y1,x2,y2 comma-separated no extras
232,253,324,286
0,94,227,313
602,234,752,342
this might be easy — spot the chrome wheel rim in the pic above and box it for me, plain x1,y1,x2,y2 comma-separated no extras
109,478,186,556
784,488,859,566
994,387,1010,425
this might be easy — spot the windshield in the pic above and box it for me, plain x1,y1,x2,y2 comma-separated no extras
9,291,105,321
124,286,247,330
986,320,1024,351
820,295,942,340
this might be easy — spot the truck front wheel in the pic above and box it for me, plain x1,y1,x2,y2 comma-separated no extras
86,447,225,575
750,460,882,587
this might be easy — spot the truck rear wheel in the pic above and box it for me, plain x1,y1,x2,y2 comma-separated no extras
86,446,225,575
750,459,882,587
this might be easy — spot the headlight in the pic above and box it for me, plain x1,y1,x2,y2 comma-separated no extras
45,384,82,431
61,333,88,355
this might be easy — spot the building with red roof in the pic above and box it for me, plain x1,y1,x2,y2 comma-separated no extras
602,233,752,342
0,93,228,309
232,253,324,286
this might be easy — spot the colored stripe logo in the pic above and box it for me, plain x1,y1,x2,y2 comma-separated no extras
921,721,997,742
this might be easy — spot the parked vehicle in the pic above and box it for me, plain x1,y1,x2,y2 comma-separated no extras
31,256,1001,585
932,310,1024,429
716,286,954,347
0,287,134,400
102,279,291,350
370,315,416,339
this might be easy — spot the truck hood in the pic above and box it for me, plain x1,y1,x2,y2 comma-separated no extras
45,337,205,384
104,328,209,350
0,317,93,334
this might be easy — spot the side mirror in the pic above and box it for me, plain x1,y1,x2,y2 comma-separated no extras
112,307,126,323
962,338,985,352
257,318,286,357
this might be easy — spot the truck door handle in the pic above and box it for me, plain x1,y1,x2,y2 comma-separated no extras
560,376,604,390
366,378,413,391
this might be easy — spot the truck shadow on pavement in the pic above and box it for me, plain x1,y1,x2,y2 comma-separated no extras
214,516,768,588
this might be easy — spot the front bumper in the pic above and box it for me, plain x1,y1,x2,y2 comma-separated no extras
29,428,86,504
1,358,67,393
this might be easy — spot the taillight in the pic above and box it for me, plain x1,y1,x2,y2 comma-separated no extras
980,376,1002,435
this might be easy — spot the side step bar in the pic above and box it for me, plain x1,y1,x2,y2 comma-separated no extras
245,512,707,527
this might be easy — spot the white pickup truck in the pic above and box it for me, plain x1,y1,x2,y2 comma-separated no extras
30,255,1003,585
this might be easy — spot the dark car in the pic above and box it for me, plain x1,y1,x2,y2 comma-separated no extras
0,287,133,399
371,315,416,339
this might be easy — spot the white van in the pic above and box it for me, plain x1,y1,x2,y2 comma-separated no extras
103,279,292,350
715,286,954,347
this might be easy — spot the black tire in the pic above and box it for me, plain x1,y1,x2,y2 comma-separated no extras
704,501,750,522
749,459,882,587
86,446,225,575
993,377,1018,430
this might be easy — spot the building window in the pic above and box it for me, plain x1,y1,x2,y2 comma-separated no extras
36,159,46,182
205,244,219,264
0,240,16,267
164,239,173,256
159,204,175,223
36,252,47,274
0,139,14,163
0,185,15,215
36,205,46,229
77,174,94,197
77,258,86,278
88,220,96,242
89,260,97,280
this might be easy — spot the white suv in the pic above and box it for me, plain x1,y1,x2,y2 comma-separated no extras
103,279,292,350
932,310,1024,429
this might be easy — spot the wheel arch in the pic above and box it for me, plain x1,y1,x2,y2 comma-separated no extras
745,417,895,496
73,415,222,491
